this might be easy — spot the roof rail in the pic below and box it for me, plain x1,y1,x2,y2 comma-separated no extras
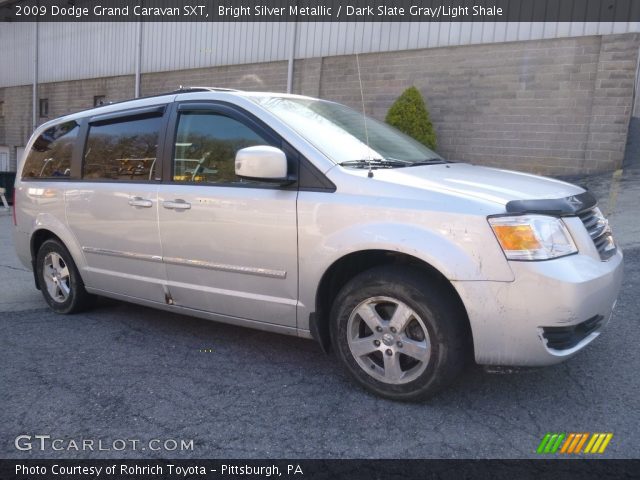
170,86,240,94
37,86,242,122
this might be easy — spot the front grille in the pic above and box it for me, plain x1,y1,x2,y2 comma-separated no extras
542,315,604,350
577,207,616,260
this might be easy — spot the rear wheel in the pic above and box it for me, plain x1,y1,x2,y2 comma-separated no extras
331,265,469,401
36,239,94,314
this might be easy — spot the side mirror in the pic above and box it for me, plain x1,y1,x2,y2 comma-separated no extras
235,146,291,183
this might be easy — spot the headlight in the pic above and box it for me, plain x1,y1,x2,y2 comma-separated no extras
488,215,577,261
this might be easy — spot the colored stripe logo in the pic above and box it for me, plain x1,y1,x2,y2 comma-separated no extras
537,433,613,454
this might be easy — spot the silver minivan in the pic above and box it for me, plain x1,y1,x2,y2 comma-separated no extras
13,87,623,400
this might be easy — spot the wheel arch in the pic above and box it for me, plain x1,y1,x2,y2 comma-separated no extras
30,225,85,290
30,229,63,290
311,249,473,356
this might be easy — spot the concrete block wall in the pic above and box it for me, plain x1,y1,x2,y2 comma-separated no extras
0,85,33,171
585,34,639,172
1,33,638,176
0,77,134,171
141,61,288,96
308,33,640,176
623,36,640,170
37,76,136,120
292,57,323,98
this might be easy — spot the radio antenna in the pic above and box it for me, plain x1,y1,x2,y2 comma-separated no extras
355,53,373,178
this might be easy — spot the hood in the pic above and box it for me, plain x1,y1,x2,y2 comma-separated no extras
372,163,585,205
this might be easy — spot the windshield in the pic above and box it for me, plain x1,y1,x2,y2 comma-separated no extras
250,96,445,168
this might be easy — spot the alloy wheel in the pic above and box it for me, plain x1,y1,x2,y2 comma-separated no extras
43,252,71,303
347,296,431,384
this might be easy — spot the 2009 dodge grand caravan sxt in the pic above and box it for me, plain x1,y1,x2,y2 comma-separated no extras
13,87,623,400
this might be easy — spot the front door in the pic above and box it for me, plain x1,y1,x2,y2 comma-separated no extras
157,103,298,327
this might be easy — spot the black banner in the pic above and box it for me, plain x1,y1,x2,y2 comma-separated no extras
1,459,640,480
1,0,640,23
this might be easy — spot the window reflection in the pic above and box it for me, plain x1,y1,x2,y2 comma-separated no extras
174,113,269,184
83,115,161,181
22,121,79,179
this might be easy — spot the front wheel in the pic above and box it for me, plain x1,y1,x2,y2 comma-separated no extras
331,265,469,401
36,239,94,314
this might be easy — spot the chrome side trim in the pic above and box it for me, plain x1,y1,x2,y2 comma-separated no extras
163,256,287,279
82,247,286,279
82,247,162,262
165,278,296,305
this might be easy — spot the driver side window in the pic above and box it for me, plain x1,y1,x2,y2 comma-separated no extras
173,111,270,184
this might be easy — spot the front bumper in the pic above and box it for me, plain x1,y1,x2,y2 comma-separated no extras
453,248,624,366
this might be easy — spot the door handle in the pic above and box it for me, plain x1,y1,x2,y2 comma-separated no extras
163,199,191,210
128,196,153,208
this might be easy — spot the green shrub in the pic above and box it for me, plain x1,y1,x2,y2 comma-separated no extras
385,86,437,150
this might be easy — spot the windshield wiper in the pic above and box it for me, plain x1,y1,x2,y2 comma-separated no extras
405,158,447,167
338,159,408,169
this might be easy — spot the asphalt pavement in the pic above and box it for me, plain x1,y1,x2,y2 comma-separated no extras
1,167,638,459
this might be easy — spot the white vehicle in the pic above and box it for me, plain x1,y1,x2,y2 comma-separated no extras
13,87,623,400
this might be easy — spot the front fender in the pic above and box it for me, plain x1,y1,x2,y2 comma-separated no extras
326,222,513,281
297,219,514,332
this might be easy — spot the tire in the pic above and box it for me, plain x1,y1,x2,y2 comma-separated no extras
36,238,94,314
330,265,470,401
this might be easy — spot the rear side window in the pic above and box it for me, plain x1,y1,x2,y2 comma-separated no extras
83,115,162,181
22,121,79,179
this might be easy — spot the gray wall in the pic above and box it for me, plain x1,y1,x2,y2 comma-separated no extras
624,55,640,169
2,21,640,87
0,85,32,171
308,33,640,175
1,33,638,176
